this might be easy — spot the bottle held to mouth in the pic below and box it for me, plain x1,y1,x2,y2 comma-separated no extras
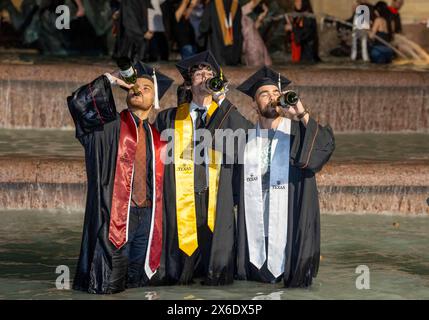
274,90,299,108
205,76,227,93
116,57,140,95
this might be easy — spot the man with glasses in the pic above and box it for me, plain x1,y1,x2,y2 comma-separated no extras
153,51,252,285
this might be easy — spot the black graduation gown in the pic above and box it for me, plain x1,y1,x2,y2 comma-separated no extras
113,0,150,62
292,16,321,63
236,117,335,288
67,75,121,293
199,0,243,66
153,99,252,285
67,75,155,294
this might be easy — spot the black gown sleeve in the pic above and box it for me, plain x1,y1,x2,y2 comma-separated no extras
222,102,253,206
216,98,254,131
290,117,335,173
235,159,249,280
67,75,118,141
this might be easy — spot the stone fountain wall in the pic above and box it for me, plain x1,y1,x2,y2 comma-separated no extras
0,63,428,215
0,64,428,132
0,158,427,215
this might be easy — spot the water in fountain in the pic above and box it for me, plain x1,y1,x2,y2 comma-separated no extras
0,210,427,299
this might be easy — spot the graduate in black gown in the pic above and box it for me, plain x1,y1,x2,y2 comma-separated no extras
113,0,152,62
199,0,243,66
235,67,335,287
285,0,321,63
67,62,173,294
154,51,252,285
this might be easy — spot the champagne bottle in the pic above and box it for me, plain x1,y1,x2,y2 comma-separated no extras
275,91,299,108
116,57,139,94
205,76,226,92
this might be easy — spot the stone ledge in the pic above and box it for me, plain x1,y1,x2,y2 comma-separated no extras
0,182,427,215
1,79,428,131
1,63,429,87
0,157,428,214
0,157,428,186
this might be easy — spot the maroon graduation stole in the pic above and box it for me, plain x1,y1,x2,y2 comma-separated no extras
108,110,165,275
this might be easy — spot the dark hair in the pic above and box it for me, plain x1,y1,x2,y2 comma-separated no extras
184,63,217,86
374,1,393,34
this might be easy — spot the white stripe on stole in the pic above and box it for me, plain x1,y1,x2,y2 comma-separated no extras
244,118,291,278
144,125,158,279
126,110,139,246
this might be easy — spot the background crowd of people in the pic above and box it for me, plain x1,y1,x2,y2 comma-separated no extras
0,0,422,65
329,0,405,64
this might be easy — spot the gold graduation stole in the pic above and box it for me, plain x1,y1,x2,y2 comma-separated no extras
174,102,223,256
215,0,239,46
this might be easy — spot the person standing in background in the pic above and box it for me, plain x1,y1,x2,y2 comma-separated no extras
369,1,394,64
285,0,320,64
146,0,169,62
241,0,272,67
165,0,198,59
113,0,153,63
199,0,243,66
189,0,208,52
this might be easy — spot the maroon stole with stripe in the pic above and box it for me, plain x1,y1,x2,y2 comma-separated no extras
108,110,165,274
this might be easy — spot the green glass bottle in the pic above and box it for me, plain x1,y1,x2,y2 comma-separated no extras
277,91,299,108
116,57,139,94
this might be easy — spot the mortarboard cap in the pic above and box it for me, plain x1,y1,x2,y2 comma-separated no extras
175,50,227,82
133,61,174,100
236,66,291,100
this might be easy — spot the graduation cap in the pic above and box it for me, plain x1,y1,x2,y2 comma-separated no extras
175,50,227,82
133,61,174,109
236,66,291,100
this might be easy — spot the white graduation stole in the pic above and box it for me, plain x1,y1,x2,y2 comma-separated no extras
244,118,291,278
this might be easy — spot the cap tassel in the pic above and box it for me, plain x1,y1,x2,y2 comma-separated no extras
153,68,160,110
